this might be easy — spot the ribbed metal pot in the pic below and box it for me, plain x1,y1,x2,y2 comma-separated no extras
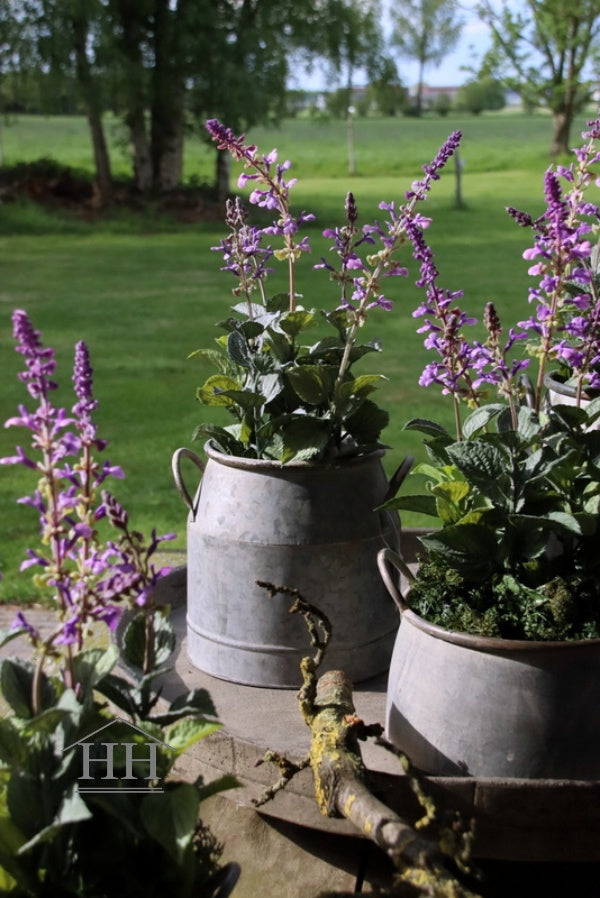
172,444,404,688
378,548,600,779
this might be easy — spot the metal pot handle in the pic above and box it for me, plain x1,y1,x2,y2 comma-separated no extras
377,547,414,615
171,447,205,514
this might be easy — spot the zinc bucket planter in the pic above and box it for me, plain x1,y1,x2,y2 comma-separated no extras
544,370,600,428
172,443,404,688
378,548,600,779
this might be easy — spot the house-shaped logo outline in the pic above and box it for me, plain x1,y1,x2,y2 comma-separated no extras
64,716,174,794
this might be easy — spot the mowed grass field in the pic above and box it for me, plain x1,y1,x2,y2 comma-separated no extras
0,110,594,601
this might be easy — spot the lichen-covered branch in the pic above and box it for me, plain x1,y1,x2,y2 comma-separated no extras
253,750,311,807
255,581,481,897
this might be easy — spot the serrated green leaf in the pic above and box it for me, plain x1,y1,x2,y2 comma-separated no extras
339,374,385,401
0,659,54,719
191,424,246,456
0,659,34,719
265,326,293,362
280,417,331,463
0,720,24,767
122,610,176,672
279,310,316,337
166,718,222,754
432,481,470,504
420,524,499,581
186,347,228,373
286,366,329,405
196,374,241,407
0,864,17,894
0,817,33,893
151,688,217,725
446,440,508,492
344,398,389,445
141,783,199,863
548,402,588,429
585,396,600,422
71,646,118,696
321,308,350,338
584,493,600,515
260,372,284,405
432,481,471,523
94,673,138,717
516,405,541,439
231,300,265,319
383,494,439,516
17,785,92,855
306,335,343,359
217,389,264,411
227,330,250,367
196,774,240,803
265,292,291,313
412,462,452,482
462,404,505,438
22,707,71,738
239,319,267,340
403,418,452,439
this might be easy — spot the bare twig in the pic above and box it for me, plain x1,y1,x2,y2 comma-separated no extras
253,751,311,807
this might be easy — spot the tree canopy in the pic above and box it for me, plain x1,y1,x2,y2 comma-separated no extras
1,0,385,196
477,0,600,154
389,0,463,115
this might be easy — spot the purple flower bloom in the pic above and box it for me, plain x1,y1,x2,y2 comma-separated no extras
72,341,98,420
4,312,178,682
11,610,40,641
207,120,314,312
405,131,462,202
513,118,600,408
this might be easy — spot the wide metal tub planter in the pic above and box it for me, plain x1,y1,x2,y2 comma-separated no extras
378,548,600,780
173,444,402,688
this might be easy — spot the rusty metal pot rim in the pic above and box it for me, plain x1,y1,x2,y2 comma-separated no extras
203,439,386,471
378,547,600,655
400,603,600,653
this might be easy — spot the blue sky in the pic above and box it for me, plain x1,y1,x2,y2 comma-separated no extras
290,4,492,91
400,17,492,87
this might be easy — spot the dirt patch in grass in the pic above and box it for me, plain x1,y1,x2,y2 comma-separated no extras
0,158,223,224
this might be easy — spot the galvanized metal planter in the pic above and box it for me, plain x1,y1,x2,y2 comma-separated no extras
172,444,404,688
544,369,600,429
378,547,600,779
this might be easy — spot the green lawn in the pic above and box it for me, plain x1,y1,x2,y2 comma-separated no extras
0,109,586,182
0,110,591,601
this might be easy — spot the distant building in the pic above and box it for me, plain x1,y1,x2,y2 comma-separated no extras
409,84,462,108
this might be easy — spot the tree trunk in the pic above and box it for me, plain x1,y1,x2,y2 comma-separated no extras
127,111,153,192
215,150,230,203
550,107,571,157
111,0,153,192
415,57,425,117
153,107,184,191
71,13,113,204
150,0,185,192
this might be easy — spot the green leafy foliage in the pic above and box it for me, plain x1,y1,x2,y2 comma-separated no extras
191,304,389,462
386,400,600,639
0,608,237,897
